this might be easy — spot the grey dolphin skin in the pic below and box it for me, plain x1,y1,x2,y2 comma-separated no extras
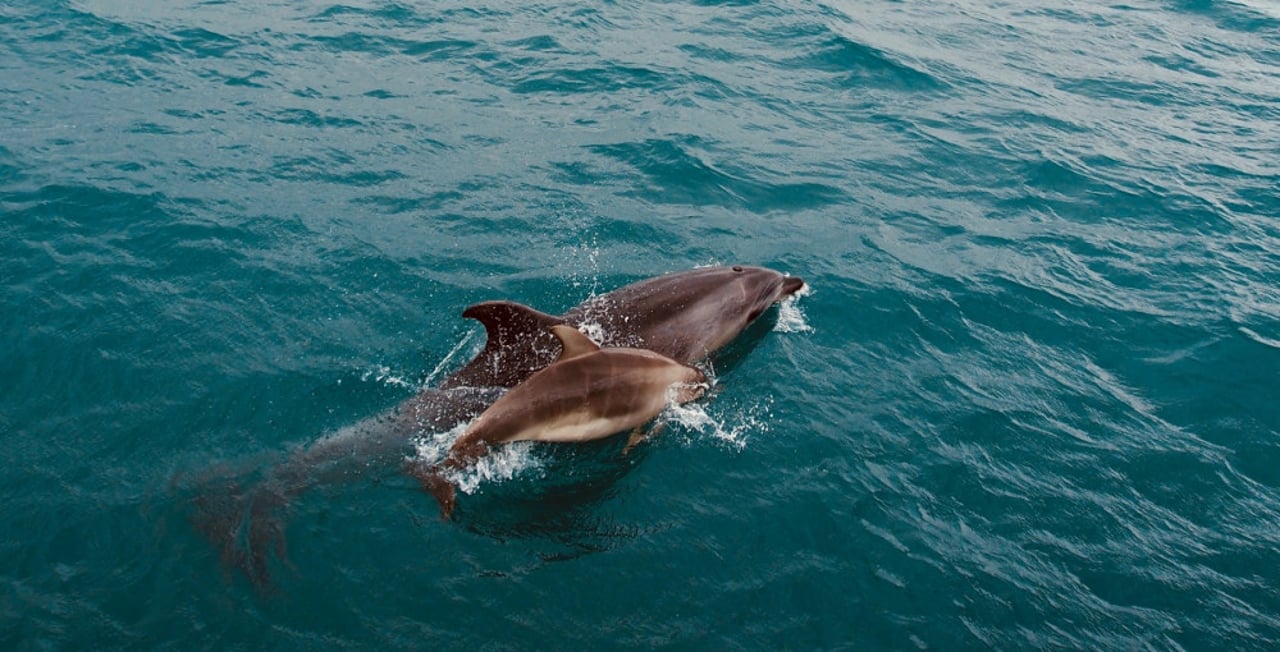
188,265,803,583
386,265,803,435
437,265,805,392
413,325,707,519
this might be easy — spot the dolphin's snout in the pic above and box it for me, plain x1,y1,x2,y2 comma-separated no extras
781,276,806,296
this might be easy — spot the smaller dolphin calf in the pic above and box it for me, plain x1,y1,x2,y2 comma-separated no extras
413,325,707,518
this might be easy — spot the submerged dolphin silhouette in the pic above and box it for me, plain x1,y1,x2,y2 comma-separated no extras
188,265,803,583
413,325,707,519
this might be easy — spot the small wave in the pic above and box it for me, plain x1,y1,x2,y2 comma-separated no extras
586,137,850,213
1239,326,1280,350
787,28,945,91
510,65,670,95
1227,0,1280,20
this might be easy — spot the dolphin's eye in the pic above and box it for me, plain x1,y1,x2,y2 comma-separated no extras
732,265,743,272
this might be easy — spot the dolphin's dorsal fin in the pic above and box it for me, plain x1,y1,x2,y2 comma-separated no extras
550,325,600,361
462,301,562,342
442,301,565,389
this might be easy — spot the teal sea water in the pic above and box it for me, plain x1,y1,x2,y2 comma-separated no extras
3,0,1279,647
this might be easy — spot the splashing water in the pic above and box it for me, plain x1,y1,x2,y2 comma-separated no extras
566,240,603,295
451,442,542,495
359,365,417,390
422,330,478,387
662,395,775,451
409,422,544,496
775,282,813,333
577,320,609,345
405,375,759,499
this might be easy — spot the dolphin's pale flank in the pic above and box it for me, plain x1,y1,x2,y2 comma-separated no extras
412,325,707,519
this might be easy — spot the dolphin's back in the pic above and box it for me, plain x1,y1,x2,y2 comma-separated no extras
564,266,792,363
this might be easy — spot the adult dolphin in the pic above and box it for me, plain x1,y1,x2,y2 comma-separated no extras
440,264,805,389
187,265,804,583
386,265,803,435
414,325,708,519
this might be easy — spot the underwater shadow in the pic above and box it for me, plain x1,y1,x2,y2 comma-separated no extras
441,436,668,563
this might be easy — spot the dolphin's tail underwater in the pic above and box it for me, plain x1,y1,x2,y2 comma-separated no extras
183,388,495,585
187,471,294,586
183,434,392,586
182,441,337,586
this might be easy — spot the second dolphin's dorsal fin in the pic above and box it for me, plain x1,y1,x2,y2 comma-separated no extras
550,324,600,362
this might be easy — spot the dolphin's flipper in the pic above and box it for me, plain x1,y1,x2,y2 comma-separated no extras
404,457,456,519
421,470,458,520
443,301,565,389
623,421,666,455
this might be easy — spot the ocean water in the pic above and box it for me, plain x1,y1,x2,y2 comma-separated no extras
3,0,1279,647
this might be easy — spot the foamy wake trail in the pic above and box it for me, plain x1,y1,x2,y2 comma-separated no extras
775,282,813,333
410,423,543,496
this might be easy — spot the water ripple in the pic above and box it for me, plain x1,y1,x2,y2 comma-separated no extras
3,0,1280,647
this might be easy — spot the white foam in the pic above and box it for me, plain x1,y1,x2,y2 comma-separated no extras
662,396,774,451
409,422,464,465
774,282,813,333
574,320,604,344
409,423,543,496
450,442,541,495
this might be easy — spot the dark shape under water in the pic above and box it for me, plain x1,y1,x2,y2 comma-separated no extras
185,265,805,585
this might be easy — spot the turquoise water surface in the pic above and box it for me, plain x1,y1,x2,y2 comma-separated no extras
3,0,1279,648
